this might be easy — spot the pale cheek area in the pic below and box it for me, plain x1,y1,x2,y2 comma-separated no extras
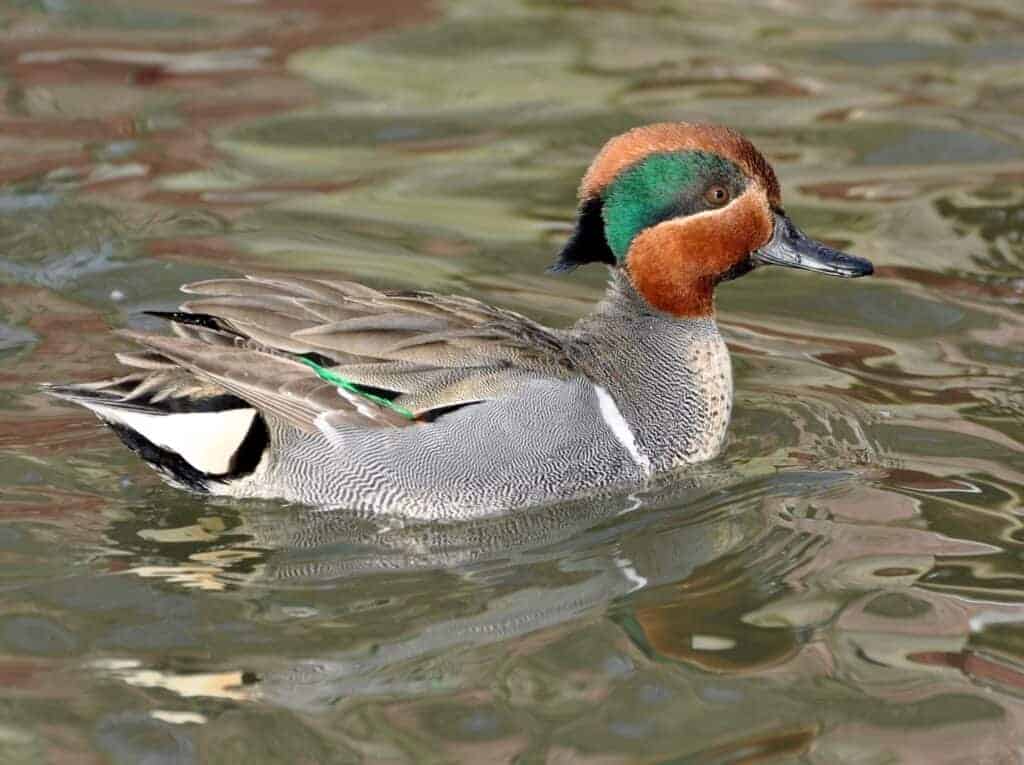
625,187,774,317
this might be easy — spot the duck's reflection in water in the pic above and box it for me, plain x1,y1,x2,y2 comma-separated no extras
102,459,1024,761
221,467,842,711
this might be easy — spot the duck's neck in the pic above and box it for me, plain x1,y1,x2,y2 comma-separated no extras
568,270,733,471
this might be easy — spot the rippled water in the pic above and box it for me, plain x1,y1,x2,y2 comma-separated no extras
2,0,1024,761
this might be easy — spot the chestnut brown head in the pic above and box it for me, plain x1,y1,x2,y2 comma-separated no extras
554,123,872,317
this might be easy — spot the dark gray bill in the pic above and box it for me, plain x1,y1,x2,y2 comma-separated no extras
753,213,873,278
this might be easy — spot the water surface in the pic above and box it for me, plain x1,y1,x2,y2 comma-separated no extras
2,0,1024,761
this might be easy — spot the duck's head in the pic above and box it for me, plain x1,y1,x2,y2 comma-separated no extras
553,123,873,317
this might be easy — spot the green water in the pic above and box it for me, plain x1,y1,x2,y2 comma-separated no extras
2,0,1024,761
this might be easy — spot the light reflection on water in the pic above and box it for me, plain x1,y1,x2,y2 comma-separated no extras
1,0,1024,761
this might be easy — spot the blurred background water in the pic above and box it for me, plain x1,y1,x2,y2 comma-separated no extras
2,0,1024,761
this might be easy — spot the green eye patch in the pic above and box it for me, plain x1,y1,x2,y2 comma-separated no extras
602,151,746,261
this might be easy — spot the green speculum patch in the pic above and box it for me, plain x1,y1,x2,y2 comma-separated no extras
602,151,744,261
300,357,415,420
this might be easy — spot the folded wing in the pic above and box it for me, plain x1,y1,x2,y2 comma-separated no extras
53,275,578,439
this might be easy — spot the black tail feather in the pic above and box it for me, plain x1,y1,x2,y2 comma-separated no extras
143,311,238,334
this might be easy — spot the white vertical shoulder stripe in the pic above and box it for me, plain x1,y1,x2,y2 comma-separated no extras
593,385,652,475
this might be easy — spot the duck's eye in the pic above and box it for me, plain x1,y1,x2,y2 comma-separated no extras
704,185,730,207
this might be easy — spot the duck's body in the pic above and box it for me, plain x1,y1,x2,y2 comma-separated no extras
47,123,872,518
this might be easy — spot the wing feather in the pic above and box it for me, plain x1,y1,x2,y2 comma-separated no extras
72,275,578,433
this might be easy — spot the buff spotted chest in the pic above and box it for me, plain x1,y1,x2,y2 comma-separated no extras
46,123,873,520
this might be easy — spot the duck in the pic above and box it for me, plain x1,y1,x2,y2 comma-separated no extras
46,123,873,520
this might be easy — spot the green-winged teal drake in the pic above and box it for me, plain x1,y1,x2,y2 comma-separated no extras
46,123,873,519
